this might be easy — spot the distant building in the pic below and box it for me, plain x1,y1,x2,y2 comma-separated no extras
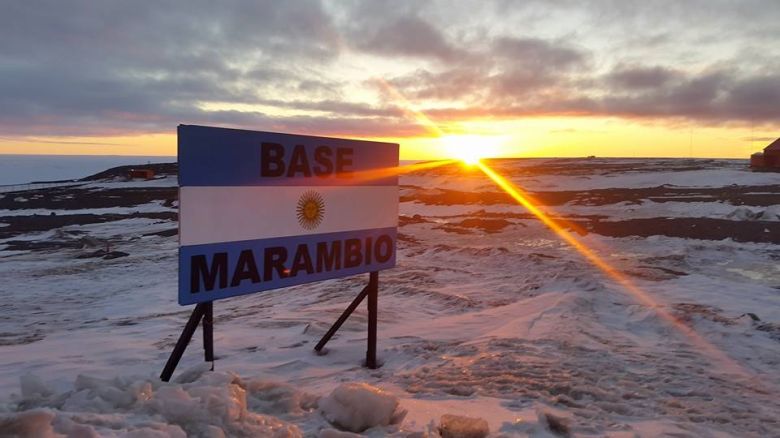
750,138,780,170
128,168,155,180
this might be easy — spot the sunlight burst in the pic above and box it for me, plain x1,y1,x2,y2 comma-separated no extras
442,135,504,165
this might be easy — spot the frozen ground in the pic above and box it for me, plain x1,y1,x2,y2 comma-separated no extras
0,158,779,437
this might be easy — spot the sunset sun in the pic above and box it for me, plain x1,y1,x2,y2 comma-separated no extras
442,134,505,165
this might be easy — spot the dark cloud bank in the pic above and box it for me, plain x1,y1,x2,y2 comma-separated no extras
1,0,778,138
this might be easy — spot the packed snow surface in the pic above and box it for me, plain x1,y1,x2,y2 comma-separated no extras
1,158,779,436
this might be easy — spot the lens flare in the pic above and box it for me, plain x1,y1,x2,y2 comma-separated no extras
475,161,753,378
371,75,755,381
341,159,455,185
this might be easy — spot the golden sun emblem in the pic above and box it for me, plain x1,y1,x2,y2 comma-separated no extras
296,190,325,230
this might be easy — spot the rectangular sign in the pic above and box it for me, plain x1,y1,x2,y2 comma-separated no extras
178,125,399,305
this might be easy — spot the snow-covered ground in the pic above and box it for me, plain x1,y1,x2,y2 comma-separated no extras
1,159,779,437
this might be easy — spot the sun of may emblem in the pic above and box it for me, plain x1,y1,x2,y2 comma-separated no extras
296,190,325,230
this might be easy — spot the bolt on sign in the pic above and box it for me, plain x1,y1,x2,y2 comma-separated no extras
178,125,399,305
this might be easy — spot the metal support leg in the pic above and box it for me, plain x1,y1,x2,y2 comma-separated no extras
160,303,206,382
366,271,379,369
203,301,214,368
314,282,370,353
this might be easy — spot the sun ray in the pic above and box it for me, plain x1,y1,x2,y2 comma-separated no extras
475,161,754,379
336,159,456,185
375,78,445,138
372,76,755,381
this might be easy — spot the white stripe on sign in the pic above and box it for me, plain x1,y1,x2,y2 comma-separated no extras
180,186,399,246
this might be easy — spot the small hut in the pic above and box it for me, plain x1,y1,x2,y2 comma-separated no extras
750,152,765,168
764,138,780,167
128,168,155,180
750,138,780,170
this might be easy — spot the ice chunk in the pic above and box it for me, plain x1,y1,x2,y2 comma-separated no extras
439,414,489,438
20,374,52,398
73,374,136,408
244,380,318,415
0,409,56,437
319,382,401,432
4,371,304,437
173,362,213,384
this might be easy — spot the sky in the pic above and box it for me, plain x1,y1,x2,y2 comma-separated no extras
1,0,779,159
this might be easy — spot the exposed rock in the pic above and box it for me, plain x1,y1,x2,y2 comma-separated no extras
539,411,571,437
439,414,489,438
76,250,129,260
77,249,109,259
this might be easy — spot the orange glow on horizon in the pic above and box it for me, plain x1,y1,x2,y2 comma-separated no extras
0,118,771,159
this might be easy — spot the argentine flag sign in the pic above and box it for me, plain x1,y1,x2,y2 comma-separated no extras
178,125,399,305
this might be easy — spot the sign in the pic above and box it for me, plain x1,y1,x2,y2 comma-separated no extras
178,125,399,305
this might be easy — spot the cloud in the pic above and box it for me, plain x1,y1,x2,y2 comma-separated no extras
382,67,489,101
0,0,352,137
0,0,779,140
354,16,464,61
606,65,682,89
595,71,780,123
492,37,585,71
488,37,588,101
741,136,778,142
416,69,780,125
382,36,588,104
722,74,780,120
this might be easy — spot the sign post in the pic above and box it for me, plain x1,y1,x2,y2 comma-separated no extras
161,125,398,381
314,270,379,368
160,302,214,382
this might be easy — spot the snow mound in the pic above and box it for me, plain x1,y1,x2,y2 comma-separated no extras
439,414,490,438
318,382,404,432
0,370,317,437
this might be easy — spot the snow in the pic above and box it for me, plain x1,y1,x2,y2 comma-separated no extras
1,369,311,437
726,205,780,221
0,158,779,436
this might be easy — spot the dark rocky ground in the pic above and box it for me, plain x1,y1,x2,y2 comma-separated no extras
0,164,178,250
1,160,779,251
401,184,780,207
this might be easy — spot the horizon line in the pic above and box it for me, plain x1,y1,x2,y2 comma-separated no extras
0,153,752,161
